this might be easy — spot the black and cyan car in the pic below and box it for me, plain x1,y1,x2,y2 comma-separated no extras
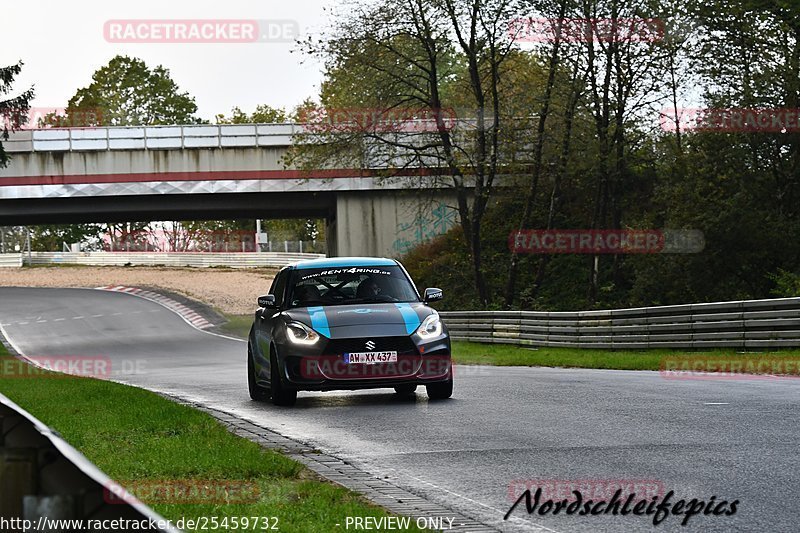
247,257,452,406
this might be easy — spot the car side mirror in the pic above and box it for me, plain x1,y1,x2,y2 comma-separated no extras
258,294,277,308
423,288,443,303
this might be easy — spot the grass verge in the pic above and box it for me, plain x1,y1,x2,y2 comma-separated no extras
218,313,254,339
0,344,424,533
452,340,800,373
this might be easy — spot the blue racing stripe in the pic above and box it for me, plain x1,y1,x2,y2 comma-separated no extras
307,306,331,338
394,303,421,335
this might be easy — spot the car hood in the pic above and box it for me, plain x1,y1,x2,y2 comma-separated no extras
283,302,435,339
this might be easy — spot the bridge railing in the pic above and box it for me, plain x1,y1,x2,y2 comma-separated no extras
440,298,800,349
4,124,303,152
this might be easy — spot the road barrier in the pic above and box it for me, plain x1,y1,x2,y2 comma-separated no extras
3,123,303,152
16,251,324,268
440,298,800,349
0,254,22,268
0,392,177,531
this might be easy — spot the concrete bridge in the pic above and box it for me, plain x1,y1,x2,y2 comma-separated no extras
0,124,459,257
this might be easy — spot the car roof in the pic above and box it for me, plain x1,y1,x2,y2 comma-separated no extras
291,257,399,270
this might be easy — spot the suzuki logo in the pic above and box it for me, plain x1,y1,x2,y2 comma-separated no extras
365,340,376,350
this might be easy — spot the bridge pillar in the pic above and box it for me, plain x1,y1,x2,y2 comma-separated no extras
331,191,459,258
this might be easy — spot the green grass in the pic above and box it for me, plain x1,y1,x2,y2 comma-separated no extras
218,313,254,339
452,340,800,372
0,344,424,533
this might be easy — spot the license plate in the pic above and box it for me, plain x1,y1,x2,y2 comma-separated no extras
344,351,398,364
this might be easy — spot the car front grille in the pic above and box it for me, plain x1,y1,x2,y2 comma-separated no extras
324,336,418,356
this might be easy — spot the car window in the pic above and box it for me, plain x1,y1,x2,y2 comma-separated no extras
269,268,289,307
287,266,419,307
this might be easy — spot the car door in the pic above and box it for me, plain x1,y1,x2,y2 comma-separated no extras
255,267,289,378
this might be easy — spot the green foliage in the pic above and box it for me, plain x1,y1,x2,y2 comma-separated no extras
0,61,34,167
29,224,104,251
769,269,800,297
216,105,288,124
66,55,202,126
261,219,324,242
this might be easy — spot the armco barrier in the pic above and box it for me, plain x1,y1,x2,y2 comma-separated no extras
0,392,178,531
0,254,22,268
22,251,324,268
440,297,800,349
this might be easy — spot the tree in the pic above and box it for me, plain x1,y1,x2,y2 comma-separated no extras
293,0,525,307
29,224,104,252
64,55,202,126
216,105,288,124
0,61,34,167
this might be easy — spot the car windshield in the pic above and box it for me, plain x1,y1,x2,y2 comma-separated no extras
287,266,419,308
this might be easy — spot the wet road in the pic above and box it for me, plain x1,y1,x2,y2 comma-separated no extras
1,287,797,532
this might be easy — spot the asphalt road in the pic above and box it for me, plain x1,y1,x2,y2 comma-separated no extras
0,287,798,533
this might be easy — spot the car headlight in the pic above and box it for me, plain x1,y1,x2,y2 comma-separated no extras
417,314,442,339
286,321,321,345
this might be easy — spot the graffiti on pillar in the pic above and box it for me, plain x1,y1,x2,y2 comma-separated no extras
392,202,458,255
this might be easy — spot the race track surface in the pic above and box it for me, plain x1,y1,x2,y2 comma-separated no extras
1,287,797,532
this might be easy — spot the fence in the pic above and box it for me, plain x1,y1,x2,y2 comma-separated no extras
1,252,324,268
0,254,22,268
0,392,177,531
440,297,800,349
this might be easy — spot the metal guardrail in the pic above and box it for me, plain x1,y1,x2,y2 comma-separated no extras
0,254,22,268
440,298,800,349
16,252,324,268
0,392,178,531
4,124,302,153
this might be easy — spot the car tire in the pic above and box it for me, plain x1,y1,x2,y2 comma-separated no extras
394,384,417,395
270,348,297,407
426,378,453,400
248,344,270,402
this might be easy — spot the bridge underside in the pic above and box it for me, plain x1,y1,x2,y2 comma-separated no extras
0,191,336,225
0,189,458,258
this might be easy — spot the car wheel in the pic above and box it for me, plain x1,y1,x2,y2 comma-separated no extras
426,378,453,400
248,344,270,402
394,384,417,395
270,348,297,407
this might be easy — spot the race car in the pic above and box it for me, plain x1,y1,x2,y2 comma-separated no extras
247,257,452,406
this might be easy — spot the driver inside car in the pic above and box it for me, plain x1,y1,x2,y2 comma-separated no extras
294,284,322,305
356,277,381,298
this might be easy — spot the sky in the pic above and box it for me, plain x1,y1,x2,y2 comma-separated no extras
2,0,336,122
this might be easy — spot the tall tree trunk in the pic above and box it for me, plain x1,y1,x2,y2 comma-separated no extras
503,3,568,308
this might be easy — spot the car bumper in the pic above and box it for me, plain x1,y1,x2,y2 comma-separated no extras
281,349,451,392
